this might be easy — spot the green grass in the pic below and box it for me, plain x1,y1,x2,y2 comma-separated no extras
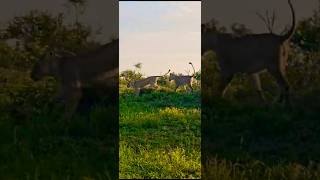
203,157,320,180
2,68,320,179
202,94,320,180
0,105,118,180
0,70,118,180
119,90,201,179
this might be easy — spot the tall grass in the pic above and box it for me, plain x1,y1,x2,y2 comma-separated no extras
119,85,201,179
0,70,118,179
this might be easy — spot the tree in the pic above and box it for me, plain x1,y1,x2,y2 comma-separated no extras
292,0,320,52
64,0,87,24
203,18,227,33
230,23,252,36
0,10,93,70
120,70,143,84
256,10,277,33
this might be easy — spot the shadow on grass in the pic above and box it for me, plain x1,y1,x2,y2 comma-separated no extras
202,91,320,179
0,87,119,179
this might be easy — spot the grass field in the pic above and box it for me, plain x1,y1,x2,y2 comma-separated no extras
119,87,201,179
2,68,319,179
0,69,118,180
202,93,320,180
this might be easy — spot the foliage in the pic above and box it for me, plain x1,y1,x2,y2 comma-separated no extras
194,70,201,81
120,69,143,85
202,18,227,33
292,0,320,52
0,10,95,70
230,23,252,36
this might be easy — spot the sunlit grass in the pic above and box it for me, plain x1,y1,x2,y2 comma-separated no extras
119,89,201,179
120,143,200,179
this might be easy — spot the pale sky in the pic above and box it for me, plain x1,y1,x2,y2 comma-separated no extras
119,1,201,76
202,0,318,33
0,0,118,43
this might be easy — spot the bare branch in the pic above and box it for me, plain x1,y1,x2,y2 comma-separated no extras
256,9,278,33
271,10,276,30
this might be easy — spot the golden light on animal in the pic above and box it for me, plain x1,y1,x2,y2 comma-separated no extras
126,69,170,95
169,62,196,92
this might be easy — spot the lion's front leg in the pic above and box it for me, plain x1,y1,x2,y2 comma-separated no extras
135,88,141,96
55,81,82,122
